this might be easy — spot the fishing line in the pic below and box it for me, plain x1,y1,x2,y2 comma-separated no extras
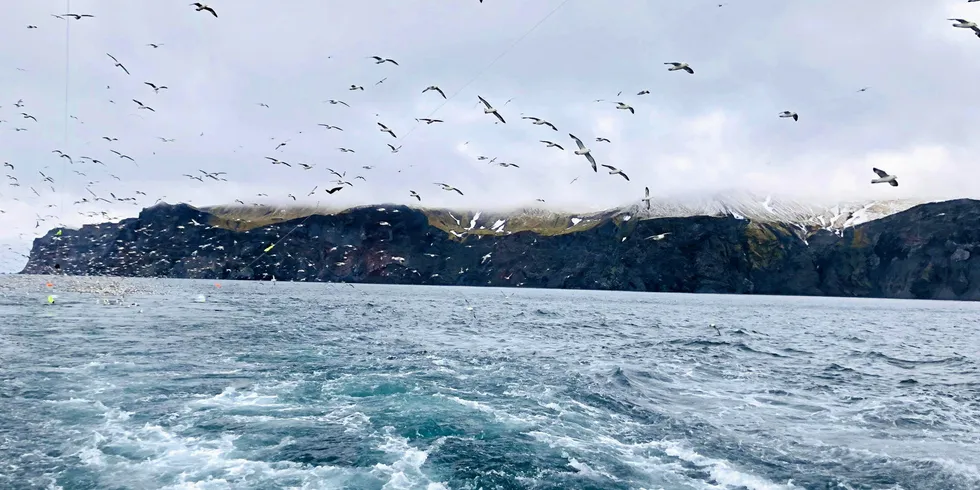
239,0,574,269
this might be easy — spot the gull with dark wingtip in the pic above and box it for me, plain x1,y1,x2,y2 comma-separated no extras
477,96,506,123
569,134,597,172
106,53,130,75
664,61,694,74
422,85,447,98
191,3,218,17
522,116,557,131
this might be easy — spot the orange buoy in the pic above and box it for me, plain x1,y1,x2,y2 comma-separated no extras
46,282,53,288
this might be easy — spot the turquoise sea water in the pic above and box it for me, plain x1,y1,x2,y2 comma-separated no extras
1,276,978,489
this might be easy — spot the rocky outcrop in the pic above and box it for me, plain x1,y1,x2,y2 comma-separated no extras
21,199,980,301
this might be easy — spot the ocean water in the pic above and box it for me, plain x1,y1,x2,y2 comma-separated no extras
1,276,978,490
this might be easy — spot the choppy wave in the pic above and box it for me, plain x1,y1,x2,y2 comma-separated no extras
1,276,979,489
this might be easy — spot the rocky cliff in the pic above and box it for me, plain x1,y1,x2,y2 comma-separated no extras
20,199,980,301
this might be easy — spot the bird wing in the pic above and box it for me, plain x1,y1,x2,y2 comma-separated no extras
872,167,889,178
106,53,118,63
493,111,506,124
120,64,130,75
378,122,389,130
889,180,898,187
569,133,585,149
644,187,649,198
545,122,557,130
522,116,540,121
665,62,679,67
435,87,446,98
601,164,615,171
683,66,694,74
454,188,463,195
477,96,491,109
628,106,634,114
585,153,597,172
620,172,630,181
204,6,217,17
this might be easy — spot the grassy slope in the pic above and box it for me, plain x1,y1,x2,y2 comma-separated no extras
203,204,613,236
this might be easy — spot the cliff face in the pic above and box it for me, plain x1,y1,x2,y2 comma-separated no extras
20,199,980,301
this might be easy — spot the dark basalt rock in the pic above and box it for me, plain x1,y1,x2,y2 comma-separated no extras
21,199,980,301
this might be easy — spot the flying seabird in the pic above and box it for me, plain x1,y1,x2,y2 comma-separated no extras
21,113,37,121
370,56,399,65
778,111,799,121
338,147,355,153
62,13,94,20
477,95,506,123
325,186,344,194
318,124,343,130
106,53,130,75
416,118,443,124
522,116,557,130
642,187,651,210
422,86,447,98
147,43,163,48
435,183,464,195
569,133,597,172
615,102,634,114
378,122,396,138
596,137,611,143
349,85,364,91
601,165,630,181
540,140,564,150
191,3,218,17
637,90,650,95
665,62,694,74
949,18,977,29
410,190,421,201
387,144,401,153
325,99,350,107
871,168,898,187
132,99,155,111
144,82,168,93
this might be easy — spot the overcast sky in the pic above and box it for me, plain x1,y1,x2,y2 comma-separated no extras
1,0,979,270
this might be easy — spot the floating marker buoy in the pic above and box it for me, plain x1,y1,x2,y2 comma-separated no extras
47,295,56,304
263,244,275,253
46,282,53,288
195,294,207,303
215,283,221,288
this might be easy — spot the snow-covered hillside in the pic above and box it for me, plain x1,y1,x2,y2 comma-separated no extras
426,191,925,237
617,190,924,235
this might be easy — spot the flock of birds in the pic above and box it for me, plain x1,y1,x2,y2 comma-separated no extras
1,3,977,268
